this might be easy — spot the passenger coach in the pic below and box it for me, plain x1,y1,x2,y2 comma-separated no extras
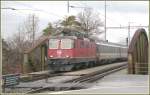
96,42,127,63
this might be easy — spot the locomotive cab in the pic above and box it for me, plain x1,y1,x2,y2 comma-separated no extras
47,36,77,71
48,36,75,59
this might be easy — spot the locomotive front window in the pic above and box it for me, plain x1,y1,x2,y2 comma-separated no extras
61,39,74,49
49,39,59,49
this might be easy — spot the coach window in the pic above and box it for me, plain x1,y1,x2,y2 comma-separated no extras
102,46,104,52
116,47,118,53
109,46,111,53
104,46,106,53
113,47,115,53
107,46,108,53
112,47,114,53
102,45,104,53
105,46,107,53
96,45,99,52
100,45,102,52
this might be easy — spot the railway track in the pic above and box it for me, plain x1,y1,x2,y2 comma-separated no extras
66,63,127,83
27,62,127,93
20,60,127,82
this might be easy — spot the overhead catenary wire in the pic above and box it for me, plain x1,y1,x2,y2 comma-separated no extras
3,1,148,30
10,1,64,18
6,1,124,26
108,1,130,23
76,1,123,27
79,1,149,29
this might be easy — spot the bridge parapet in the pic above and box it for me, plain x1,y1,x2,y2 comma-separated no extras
23,35,49,74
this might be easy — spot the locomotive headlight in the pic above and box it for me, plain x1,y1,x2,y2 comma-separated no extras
50,55,53,57
66,55,69,58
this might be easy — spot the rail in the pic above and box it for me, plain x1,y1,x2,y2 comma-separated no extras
66,64,127,83
27,62,127,93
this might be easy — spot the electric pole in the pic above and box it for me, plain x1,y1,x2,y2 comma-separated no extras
128,22,131,46
32,15,35,46
104,0,107,41
67,1,70,13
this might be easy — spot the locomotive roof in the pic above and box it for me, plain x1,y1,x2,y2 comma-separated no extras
49,36,94,42
96,41,127,48
49,36,77,39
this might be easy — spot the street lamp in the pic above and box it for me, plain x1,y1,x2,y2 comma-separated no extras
67,1,92,14
1,7,33,11
70,5,92,9
1,7,17,10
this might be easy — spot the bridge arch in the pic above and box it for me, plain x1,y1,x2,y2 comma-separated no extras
128,28,148,74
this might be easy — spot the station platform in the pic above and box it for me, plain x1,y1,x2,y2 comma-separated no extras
50,74,149,94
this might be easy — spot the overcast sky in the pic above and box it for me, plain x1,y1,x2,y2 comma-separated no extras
1,1,149,44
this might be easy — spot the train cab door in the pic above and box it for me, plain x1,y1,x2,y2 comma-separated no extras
96,45,100,62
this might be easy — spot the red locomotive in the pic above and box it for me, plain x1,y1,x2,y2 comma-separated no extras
47,36,96,71
46,36,127,71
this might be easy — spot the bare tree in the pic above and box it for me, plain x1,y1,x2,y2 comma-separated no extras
3,31,26,74
8,20,34,51
77,8,104,36
24,14,39,46
2,14,39,74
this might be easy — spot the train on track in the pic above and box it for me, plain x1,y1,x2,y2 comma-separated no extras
46,34,128,72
